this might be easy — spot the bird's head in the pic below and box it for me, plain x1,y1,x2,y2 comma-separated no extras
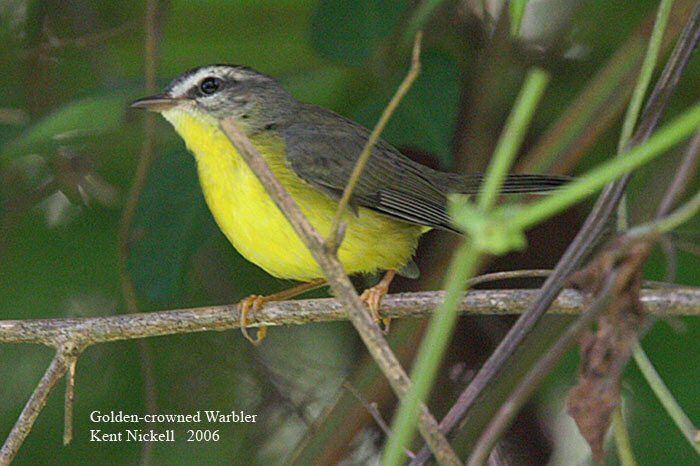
131,64,296,133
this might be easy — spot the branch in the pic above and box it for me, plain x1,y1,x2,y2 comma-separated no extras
0,347,79,465
1,286,696,463
1,289,697,347
217,120,460,465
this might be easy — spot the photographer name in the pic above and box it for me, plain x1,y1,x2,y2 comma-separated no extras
90,410,257,424
91,429,175,443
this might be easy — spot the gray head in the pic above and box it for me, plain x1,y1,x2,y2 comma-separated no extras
131,64,297,131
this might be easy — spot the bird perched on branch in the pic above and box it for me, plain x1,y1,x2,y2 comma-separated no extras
132,64,568,343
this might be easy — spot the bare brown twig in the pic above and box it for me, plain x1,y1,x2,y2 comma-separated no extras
0,346,81,466
326,32,423,251
343,383,415,459
62,358,77,446
1,289,696,347
117,2,160,465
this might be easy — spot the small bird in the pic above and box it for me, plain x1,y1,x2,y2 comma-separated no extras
132,64,568,343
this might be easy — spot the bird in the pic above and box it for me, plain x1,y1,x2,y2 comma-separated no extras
131,64,568,343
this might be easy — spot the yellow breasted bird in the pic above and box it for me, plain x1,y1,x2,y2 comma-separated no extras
132,65,568,343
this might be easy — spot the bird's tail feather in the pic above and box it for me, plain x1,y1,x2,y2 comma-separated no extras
439,173,571,195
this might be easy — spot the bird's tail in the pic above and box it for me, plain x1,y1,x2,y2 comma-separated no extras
438,173,571,195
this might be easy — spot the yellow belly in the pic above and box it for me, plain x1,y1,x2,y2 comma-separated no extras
162,110,422,281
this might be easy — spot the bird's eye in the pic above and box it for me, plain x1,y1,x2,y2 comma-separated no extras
199,77,221,95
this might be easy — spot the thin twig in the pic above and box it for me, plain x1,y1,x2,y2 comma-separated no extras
659,235,679,281
403,1,446,47
464,269,551,286
343,383,416,459
326,32,422,253
628,189,700,238
62,357,77,446
618,0,675,155
632,343,700,454
411,4,700,463
466,276,618,466
217,120,461,466
631,1,700,145
616,0,675,231
626,129,700,456
656,130,700,217
118,2,160,464
0,350,72,465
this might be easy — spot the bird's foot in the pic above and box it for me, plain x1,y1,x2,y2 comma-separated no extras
236,279,328,345
360,285,391,332
238,295,268,345
360,270,396,333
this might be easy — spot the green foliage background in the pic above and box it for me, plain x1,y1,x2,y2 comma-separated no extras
0,1,697,465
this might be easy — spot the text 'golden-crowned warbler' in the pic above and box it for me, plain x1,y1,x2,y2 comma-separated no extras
132,65,568,343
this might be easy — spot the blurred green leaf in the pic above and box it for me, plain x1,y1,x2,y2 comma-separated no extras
1,95,127,163
310,0,407,65
126,150,209,306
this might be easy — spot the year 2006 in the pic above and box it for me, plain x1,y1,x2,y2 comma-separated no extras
186,430,220,442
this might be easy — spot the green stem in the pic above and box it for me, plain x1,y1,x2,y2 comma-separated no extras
628,189,700,238
381,242,480,466
382,67,550,466
511,103,700,231
617,0,675,231
613,406,638,466
509,0,528,37
478,68,550,211
633,343,700,454
618,0,675,154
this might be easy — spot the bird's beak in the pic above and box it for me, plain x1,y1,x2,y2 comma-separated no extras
130,94,185,112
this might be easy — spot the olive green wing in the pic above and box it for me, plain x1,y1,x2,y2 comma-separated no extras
281,111,458,231
281,105,570,231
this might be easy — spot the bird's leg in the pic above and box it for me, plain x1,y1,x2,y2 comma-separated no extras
239,278,327,345
360,270,396,333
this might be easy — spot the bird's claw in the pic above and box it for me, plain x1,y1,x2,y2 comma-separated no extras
360,284,391,333
238,295,268,345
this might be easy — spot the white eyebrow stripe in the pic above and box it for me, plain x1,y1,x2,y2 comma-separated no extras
169,66,255,97
169,68,212,97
